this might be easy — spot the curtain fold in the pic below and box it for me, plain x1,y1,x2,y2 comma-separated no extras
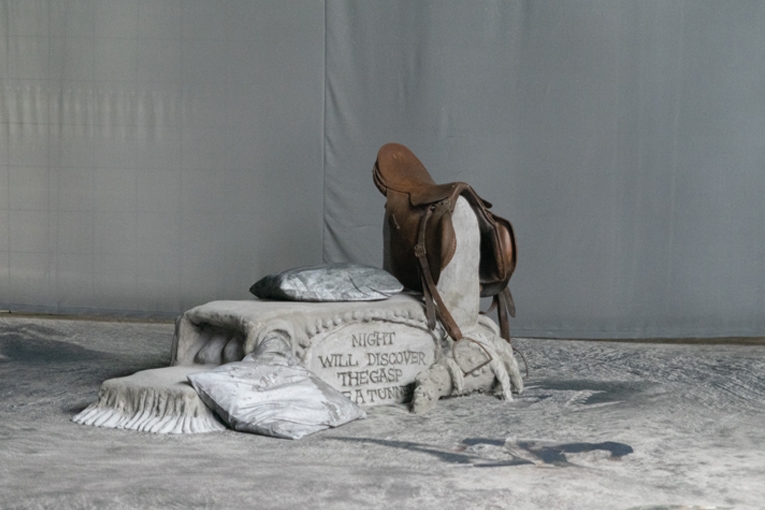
323,0,765,338
2,0,763,338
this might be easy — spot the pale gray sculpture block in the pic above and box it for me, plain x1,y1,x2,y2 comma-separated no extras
435,197,481,329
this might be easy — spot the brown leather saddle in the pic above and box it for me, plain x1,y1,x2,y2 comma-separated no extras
373,143,518,369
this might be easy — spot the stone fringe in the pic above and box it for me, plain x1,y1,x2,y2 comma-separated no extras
72,384,226,434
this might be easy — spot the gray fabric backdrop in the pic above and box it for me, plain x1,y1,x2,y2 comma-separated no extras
1,1,763,338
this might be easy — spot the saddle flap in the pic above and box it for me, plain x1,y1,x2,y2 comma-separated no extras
478,212,517,297
383,190,456,292
457,186,517,297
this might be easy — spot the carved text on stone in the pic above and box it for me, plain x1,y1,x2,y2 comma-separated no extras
307,323,436,406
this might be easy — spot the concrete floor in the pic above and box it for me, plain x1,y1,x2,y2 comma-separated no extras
1,315,764,509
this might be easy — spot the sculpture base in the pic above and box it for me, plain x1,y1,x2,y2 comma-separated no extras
74,294,522,434
171,294,441,407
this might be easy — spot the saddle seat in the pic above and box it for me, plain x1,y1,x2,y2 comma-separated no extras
373,144,461,206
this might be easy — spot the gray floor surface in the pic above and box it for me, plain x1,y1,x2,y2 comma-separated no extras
1,315,764,510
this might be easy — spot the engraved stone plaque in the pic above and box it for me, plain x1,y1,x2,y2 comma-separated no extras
305,321,438,406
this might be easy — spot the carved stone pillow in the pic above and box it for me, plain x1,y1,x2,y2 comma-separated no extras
188,353,366,440
249,263,403,302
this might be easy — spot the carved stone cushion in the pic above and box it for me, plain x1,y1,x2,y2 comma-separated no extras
187,352,366,439
249,263,404,302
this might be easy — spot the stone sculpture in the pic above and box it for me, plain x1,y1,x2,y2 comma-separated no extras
74,144,522,436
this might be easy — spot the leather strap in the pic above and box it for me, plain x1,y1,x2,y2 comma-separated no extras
480,296,498,316
504,286,516,318
414,205,463,341
497,288,528,376
497,290,511,343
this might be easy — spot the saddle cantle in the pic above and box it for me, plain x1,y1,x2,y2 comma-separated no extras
373,143,518,350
